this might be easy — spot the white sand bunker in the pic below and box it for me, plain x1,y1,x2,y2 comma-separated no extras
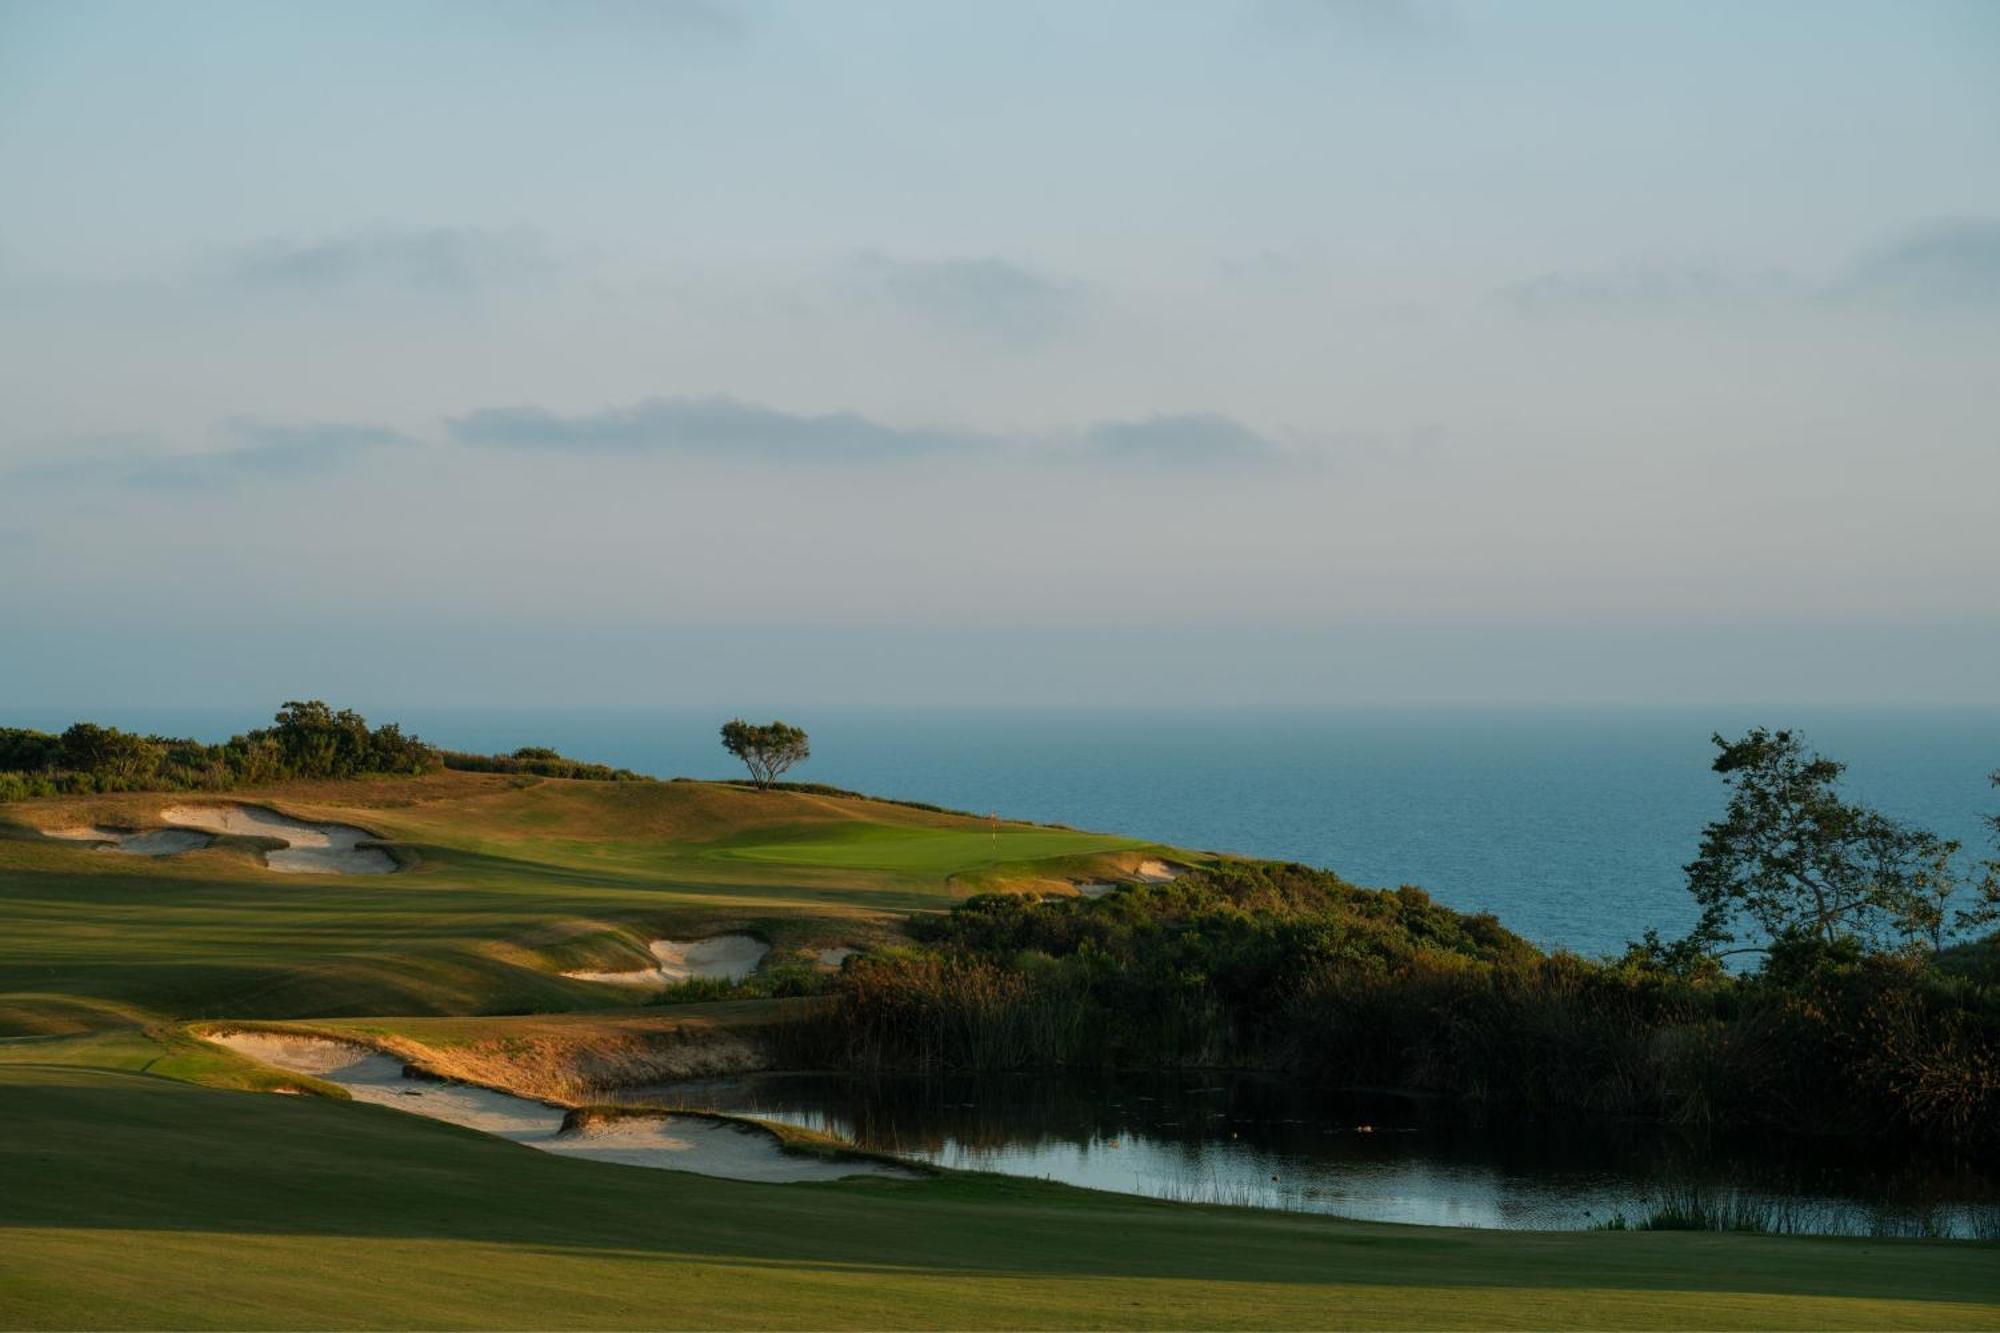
211,1031,910,1183
564,934,769,988
159,804,396,875
1077,859,1186,899
43,825,214,857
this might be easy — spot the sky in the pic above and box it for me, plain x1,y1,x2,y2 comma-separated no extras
2,0,1997,710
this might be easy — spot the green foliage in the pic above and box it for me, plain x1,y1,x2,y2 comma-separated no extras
0,705,665,797
0,701,435,800
440,748,652,782
1683,729,1975,955
815,859,2000,1152
719,718,810,788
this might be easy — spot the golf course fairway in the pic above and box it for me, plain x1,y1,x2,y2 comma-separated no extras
2,772,1996,1329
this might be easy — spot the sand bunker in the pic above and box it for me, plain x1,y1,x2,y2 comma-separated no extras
159,805,396,875
815,947,859,968
1077,859,1186,899
43,825,214,857
564,934,769,988
211,1031,910,1183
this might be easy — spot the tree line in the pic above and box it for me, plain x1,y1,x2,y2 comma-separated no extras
803,729,2000,1154
0,702,651,800
0,701,434,800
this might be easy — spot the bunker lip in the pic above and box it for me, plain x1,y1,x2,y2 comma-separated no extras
205,1029,915,1183
42,825,215,856
564,934,770,987
158,804,398,875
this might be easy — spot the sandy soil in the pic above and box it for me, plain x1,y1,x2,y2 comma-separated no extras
1077,859,1185,898
564,934,769,987
211,1031,910,1183
159,805,397,875
43,825,214,856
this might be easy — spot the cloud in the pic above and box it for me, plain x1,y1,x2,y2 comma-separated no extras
450,395,985,458
209,226,555,294
1493,259,1789,317
1496,218,2000,319
1831,219,2000,311
1084,413,1285,464
851,254,1086,346
12,420,414,489
453,394,1289,468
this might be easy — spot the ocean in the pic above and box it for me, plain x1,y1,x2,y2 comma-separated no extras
16,705,1998,957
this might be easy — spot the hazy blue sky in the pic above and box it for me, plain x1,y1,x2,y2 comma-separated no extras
3,0,1996,709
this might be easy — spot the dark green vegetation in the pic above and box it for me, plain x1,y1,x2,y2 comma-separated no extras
0,701,432,800
1680,728,1998,956
818,860,2000,1151
720,717,812,788
2,714,1996,1327
0,701,648,801
437,746,652,782
811,732,2000,1153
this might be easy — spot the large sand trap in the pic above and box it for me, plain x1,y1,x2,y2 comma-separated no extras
159,804,396,875
211,1031,910,1183
43,825,214,857
564,934,769,987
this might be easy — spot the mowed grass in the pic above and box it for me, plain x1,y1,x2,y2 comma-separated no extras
0,774,1161,1035
5,771,1997,1330
2,1059,1996,1331
708,820,1143,874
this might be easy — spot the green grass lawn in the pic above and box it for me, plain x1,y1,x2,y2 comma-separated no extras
707,821,1144,874
2,772,1995,1330
0,774,1161,1034
3,1057,1996,1331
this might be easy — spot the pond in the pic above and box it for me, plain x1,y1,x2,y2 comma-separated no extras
619,1070,2000,1238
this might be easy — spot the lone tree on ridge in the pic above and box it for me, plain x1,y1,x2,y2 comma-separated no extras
720,719,810,789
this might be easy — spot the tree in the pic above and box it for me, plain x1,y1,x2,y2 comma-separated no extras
1683,728,1963,956
719,719,810,788
57,722,162,785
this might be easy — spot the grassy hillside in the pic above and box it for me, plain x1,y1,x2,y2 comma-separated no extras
0,772,1160,1035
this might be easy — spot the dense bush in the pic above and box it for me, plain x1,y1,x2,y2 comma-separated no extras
815,861,2000,1153
0,706,662,798
0,701,435,799
441,746,651,782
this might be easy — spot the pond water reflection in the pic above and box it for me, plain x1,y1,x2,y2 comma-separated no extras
621,1070,2000,1237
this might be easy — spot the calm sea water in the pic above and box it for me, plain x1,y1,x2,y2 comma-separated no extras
20,706,1999,957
